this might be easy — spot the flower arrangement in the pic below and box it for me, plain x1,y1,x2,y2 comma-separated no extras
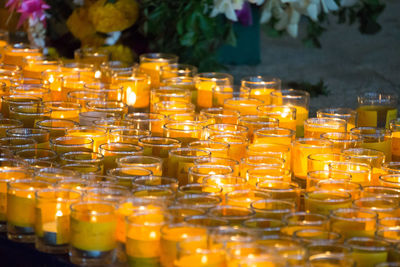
3,0,385,69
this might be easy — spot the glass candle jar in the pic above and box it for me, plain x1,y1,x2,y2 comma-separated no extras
67,90,106,112
357,92,397,129
257,105,297,132
250,199,295,220
160,223,207,267
160,63,198,81
0,167,30,232
307,153,343,173
253,127,296,147
36,119,79,138
346,237,390,267
86,100,128,117
270,89,310,137
320,132,363,151
188,165,233,184
7,179,51,242
188,140,229,158
9,105,51,128
51,136,94,155
139,53,178,88
194,72,233,110
1,94,42,119
291,138,333,187
194,157,240,176
69,201,117,266
317,107,357,132
238,115,279,142
138,136,181,173
151,87,191,111
44,101,81,122
167,148,211,185
200,107,240,124
0,118,23,137
304,190,353,216
74,47,110,67
3,43,42,66
241,76,281,104
99,143,144,172
329,161,372,186
7,128,50,149
208,134,248,161
282,212,330,236
117,156,163,176
205,123,248,139
117,74,151,112
330,208,377,239
124,112,166,137
224,97,263,116
351,127,392,161
67,126,107,152
35,188,81,254
126,210,171,266
163,122,204,146
304,118,347,138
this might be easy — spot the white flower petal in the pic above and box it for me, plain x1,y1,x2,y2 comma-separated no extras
307,3,319,21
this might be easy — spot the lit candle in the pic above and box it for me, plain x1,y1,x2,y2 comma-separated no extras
160,223,208,267
69,201,117,265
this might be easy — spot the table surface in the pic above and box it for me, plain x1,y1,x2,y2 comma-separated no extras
0,234,75,267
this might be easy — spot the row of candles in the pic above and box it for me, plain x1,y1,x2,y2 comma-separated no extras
1,30,400,266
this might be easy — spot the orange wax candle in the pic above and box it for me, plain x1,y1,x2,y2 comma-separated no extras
126,210,169,266
195,73,233,110
160,224,208,267
174,249,227,267
291,139,333,187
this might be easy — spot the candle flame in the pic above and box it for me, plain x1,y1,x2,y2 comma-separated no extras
94,70,101,79
150,231,157,239
56,210,63,217
201,255,208,264
126,86,136,106
91,211,97,222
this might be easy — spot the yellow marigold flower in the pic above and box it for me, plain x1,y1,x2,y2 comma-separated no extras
102,45,135,64
66,7,96,41
88,0,139,33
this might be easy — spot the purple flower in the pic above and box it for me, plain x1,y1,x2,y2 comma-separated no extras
235,1,253,26
16,0,50,28
6,0,21,13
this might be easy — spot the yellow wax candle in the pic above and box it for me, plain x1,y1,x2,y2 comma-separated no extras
392,131,400,161
304,191,352,216
70,212,116,252
140,62,169,88
294,106,309,137
351,251,387,267
362,140,392,162
7,193,36,227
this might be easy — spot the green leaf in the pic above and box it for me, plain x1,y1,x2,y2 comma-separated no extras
180,31,196,46
225,24,236,46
